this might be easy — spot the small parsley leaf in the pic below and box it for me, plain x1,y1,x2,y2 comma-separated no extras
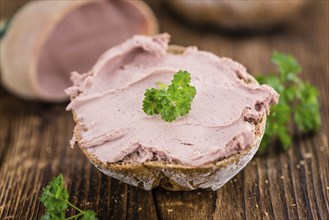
256,52,321,151
40,174,68,219
81,210,98,220
143,70,196,122
40,174,98,220
272,52,302,82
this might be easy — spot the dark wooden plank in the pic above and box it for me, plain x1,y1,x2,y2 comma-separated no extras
213,172,246,219
0,0,29,20
154,188,215,220
243,159,264,220
0,98,11,165
126,185,158,220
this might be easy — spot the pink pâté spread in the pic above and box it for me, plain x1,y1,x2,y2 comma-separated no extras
66,33,278,166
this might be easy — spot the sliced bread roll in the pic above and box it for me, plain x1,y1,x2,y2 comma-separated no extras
66,34,278,191
166,1,306,30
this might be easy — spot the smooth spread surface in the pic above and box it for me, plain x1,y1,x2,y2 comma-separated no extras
37,1,151,99
66,34,278,166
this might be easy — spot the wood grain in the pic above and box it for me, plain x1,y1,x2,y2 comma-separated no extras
0,1,328,219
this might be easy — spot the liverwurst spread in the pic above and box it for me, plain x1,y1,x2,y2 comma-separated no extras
37,1,153,99
66,33,278,167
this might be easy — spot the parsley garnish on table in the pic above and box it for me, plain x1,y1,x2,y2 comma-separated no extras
40,174,98,220
143,70,196,122
256,52,321,151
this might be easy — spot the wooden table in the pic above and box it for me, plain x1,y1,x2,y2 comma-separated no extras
0,1,328,219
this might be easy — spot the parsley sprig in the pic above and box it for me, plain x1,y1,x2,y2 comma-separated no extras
40,174,98,220
143,70,196,122
256,52,321,151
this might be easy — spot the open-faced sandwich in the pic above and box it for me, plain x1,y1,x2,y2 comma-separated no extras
66,34,278,190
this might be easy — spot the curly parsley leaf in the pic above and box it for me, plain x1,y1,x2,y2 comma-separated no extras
294,82,321,132
40,174,98,220
256,52,321,151
143,70,196,122
272,52,302,82
40,174,68,219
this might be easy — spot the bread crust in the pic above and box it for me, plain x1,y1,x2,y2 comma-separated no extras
72,46,266,191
